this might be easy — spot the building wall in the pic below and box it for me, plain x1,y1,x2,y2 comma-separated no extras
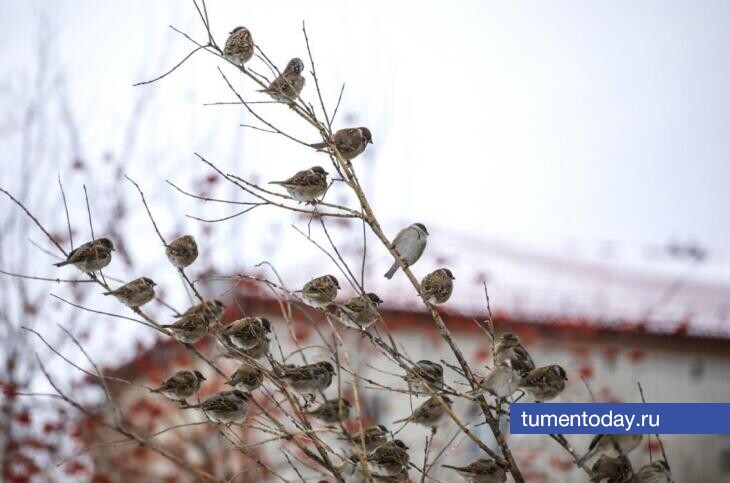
98,300,730,482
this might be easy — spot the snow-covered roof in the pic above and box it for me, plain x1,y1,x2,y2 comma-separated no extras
272,223,730,339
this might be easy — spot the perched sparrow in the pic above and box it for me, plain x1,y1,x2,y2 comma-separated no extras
299,274,340,308
494,333,535,380
258,58,305,102
227,365,264,392
519,365,568,402
393,395,452,429
442,458,507,483
151,370,206,402
590,455,632,483
405,360,444,394
341,424,389,451
269,166,328,203
576,434,643,466
165,235,198,268
103,277,156,308
367,440,410,476
384,223,429,279
223,26,254,66
337,293,383,329
216,329,270,362
633,461,672,483
305,398,351,424
421,268,455,304
470,365,518,399
188,390,251,424
222,317,271,350
54,238,114,272
162,299,225,344
310,127,373,161
279,361,335,395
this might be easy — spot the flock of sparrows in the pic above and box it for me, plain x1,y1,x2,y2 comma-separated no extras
47,24,674,483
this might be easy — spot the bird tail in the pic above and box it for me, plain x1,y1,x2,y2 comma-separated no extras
575,452,590,467
268,180,285,185
102,291,112,296
310,141,328,150
384,263,398,279
441,464,463,471
53,260,70,267
392,417,408,424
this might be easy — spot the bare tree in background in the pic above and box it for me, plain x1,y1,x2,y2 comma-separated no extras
1,2,673,482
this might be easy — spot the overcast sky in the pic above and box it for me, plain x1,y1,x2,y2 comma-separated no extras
3,0,730,259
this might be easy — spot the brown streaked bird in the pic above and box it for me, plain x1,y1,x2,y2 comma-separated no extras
216,329,270,362
151,370,206,402
103,277,156,308
223,26,254,66
405,360,444,394
421,268,455,305
367,440,410,476
442,458,507,483
384,223,429,279
576,434,643,466
258,57,305,102
633,461,672,483
186,390,251,425
305,398,351,424
519,365,568,402
392,395,452,429
340,424,389,451
227,365,264,392
298,274,340,308
310,127,373,161
279,361,335,395
222,317,271,350
165,235,198,268
494,333,535,381
590,455,632,483
336,292,383,329
269,166,328,203
162,299,225,344
54,238,114,272
373,469,410,482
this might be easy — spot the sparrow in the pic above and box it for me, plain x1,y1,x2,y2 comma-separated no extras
269,166,328,203
404,360,444,394
151,370,206,402
54,238,114,272
216,329,270,362
227,364,264,392
298,274,340,308
633,461,672,483
421,268,455,304
162,299,225,344
223,26,254,66
305,398,351,424
392,395,452,429
165,235,198,268
337,293,383,329
373,469,410,482
187,390,251,424
590,455,632,483
341,424,389,451
279,361,335,395
519,365,568,402
470,365,518,399
221,317,272,350
103,277,156,308
258,58,305,102
384,223,428,279
367,440,410,476
310,127,373,161
494,333,535,381
576,434,643,466
443,458,507,483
